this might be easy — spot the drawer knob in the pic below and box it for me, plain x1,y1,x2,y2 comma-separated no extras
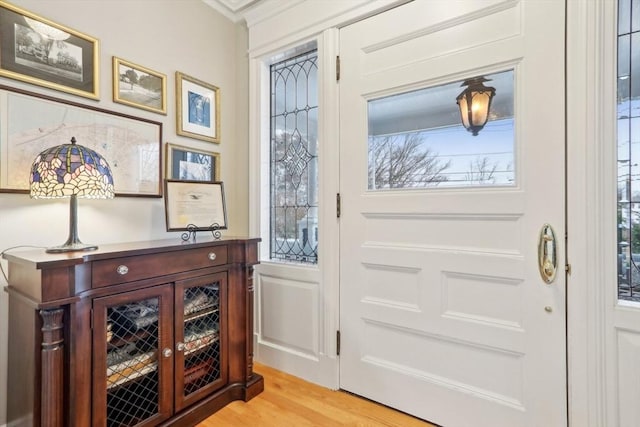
116,265,129,275
176,342,185,352
162,348,172,358
208,252,217,261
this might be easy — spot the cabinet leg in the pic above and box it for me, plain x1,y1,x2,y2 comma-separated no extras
40,308,65,427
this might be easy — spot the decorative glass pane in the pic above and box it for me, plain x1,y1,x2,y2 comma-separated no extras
106,297,160,427
618,0,640,301
367,70,515,190
632,33,640,98
619,35,632,119
620,0,631,35
270,50,318,264
633,0,640,33
181,283,221,396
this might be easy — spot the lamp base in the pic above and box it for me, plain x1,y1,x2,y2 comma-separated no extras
46,242,98,253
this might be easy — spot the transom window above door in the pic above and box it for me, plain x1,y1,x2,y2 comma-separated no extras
367,69,515,190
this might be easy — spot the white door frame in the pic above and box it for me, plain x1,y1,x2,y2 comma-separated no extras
566,1,611,425
246,0,409,390
246,0,611,425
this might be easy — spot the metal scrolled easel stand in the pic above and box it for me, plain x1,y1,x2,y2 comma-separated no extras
181,223,222,242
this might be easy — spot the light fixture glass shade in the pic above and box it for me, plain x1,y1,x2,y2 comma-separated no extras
456,76,496,136
30,137,114,253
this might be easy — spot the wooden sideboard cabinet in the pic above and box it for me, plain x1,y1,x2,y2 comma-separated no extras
3,237,263,427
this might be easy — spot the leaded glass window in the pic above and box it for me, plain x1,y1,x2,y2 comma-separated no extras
617,0,640,301
270,50,318,263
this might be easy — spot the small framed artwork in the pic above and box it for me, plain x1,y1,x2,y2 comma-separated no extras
164,180,227,231
166,143,220,182
0,1,99,99
113,57,166,114
176,71,220,143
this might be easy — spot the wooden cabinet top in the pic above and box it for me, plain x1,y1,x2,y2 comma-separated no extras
3,237,260,305
3,236,260,270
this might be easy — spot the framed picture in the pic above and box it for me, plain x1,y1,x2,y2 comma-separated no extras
166,143,220,182
0,85,163,197
176,71,220,143
113,57,166,115
0,1,99,99
164,180,227,231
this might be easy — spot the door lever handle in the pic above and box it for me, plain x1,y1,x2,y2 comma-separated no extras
538,224,557,284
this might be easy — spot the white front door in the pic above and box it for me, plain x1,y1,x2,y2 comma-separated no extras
339,1,566,426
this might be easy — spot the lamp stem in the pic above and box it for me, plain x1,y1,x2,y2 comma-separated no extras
45,194,98,253
66,194,81,246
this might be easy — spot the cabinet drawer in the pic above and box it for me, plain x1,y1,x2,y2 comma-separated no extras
92,246,228,288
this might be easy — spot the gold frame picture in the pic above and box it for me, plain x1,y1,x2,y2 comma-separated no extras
113,57,167,115
165,143,220,182
0,1,99,99
176,71,220,143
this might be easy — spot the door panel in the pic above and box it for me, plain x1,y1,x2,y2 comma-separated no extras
339,1,566,426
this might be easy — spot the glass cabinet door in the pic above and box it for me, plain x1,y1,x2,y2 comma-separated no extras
174,272,227,411
92,285,174,427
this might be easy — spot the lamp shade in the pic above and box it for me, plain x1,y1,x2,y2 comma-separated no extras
30,136,114,199
30,137,114,253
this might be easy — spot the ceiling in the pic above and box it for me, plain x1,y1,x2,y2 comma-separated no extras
202,0,263,22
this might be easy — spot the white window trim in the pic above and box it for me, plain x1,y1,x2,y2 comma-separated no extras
248,29,341,387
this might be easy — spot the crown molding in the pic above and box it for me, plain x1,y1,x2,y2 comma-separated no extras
201,0,263,23
242,0,306,28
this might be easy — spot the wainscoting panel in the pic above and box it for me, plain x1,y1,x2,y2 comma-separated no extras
617,329,640,426
258,272,318,356
253,262,337,386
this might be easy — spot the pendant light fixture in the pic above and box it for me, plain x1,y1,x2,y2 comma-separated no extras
456,76,496,136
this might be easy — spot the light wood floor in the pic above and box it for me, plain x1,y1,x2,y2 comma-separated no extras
198,363,437,426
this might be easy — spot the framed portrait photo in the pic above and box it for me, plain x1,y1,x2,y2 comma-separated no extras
164,180,227,231
176,71,220,143
166,143,220,182
113,57,166,114
0,1,99,99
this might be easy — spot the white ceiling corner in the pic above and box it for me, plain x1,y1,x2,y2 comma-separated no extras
202,0,263,23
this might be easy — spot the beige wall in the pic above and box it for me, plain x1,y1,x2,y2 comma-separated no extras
0,1,249,424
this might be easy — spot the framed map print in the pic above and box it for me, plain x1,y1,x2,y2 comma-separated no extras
0,85,162,197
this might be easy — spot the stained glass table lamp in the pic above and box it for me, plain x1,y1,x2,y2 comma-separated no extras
30,136,114,253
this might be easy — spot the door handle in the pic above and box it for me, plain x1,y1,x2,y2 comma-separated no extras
538,224,557,284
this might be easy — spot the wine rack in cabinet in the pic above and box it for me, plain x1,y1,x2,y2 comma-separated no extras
4,238,262,427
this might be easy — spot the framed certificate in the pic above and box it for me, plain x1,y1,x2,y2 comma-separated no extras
164,180,227,231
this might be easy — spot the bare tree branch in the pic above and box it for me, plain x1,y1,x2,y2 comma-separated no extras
368,134,450,189
464,156,498,185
